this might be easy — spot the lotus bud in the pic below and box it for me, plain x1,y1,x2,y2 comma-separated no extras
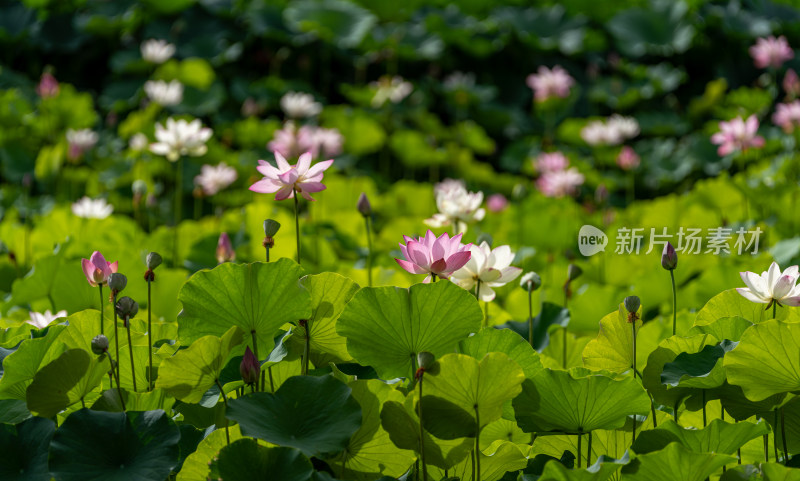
108,273,127,294
624,295,641,314
216,233,235,264
240,346,260,385
146,252,163,270
567,264,583,282
417,351,436,370
91,334,109,355
357,193,372,217
661,242,677,270
520,272,542,292
115,296,139,321
263,219,280,249
476,233,493,247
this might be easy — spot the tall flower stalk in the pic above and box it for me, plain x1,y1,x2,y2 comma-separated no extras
263,220,280,263
357,193,373,286
116,297,139,392
625,295,641,446
92,335,125,411
661,242,678,335
520,273,542,346
144,252,161,391
108,273,127,380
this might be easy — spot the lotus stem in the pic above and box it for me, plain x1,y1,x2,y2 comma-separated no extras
418,375,427,481
527,287,534,346
113,292,120,379
302,320,310,376
702,390,706,427
293,188,301,264
215,379,231,445
173,157,183,268
577,432,582,468
670,270,677,336
587,431,592,466
125,318,137,392
107,352,125,411
782,407,790,464
562,327,568,369
364,215,373,287
475,408,481,481
147,279,153,391
775,408,780,461
99,284,104,335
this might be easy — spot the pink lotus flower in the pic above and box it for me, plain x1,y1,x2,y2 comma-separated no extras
616,146,640,170
749,35,794,69
268,123,343,160
737,262,800,308
710,115,765,156
773,101,800,133
249,151,333,201
216,232,235,263
37,72,59,98
396,230,472,283
536,168,584,198
526,66,575,102
535,151,569,173
81,251,118,287
784,69,800,98
487,193,508,212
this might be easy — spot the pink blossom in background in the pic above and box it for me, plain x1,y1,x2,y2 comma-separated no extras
784,69,800,98
535,151,569,173
81,251,118,287
216,232,235,263
268,123,343,160
616,146,640,170
194,162,238,196
749,35,794,69
487,193,508,212
37,72,59,98
395,230,472,283
773,101,800,133
710,115,765,156
526,66,575,102
250,151,333,201
66,128,98,161
536,168,585,198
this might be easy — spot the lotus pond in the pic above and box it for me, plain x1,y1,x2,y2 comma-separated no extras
4,0,800,480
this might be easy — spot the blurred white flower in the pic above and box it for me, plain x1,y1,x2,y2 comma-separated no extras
26,309,68,329
144,80,183,106
280,91,322,119
194,162,238,196
425,179,485,233
141,39,175,64
450,242,522,302
150,117,213,162
66,128,98,160
129,133,149,151
526,65,575,102
371,76,413,107
443,71,476,91
536,168,584,198
580,115,639,146
72,197,113,219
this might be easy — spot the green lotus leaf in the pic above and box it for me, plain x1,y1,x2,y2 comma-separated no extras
619,442,734,481
695,289,798,325
496,301,570,352
155,325,244,403
92,388,176,414
660,340,736,389
178,259,311,358
25,348,104,417
687,316,753,342
337,281,482,379
719,464,762,481
514,367,651,433
426,439,529,481
226,375,361,458
632,419,769,455
725,320,800,402
762,462,800,480
716,382,786,422
49,409,180,481
0,325,66,400
460,327,544,379
177,424,246,481
642,334,718,408
582,303,643,374
326,379,416,480
208,439,313,481
0,417,54,481
530,428,632,464
541,329,592,370
537,453,629,481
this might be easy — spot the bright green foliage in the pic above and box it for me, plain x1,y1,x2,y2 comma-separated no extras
582,303,643,373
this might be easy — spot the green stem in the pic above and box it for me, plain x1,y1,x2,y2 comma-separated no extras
107,352,125,411
632,318,637,379
268,366,275,392
782,407,790,464
475,408,481,481
265,246,270,262
293,188,301,264
587,431,592,467
527,288,534,346
702,390,706,427
431,274,437,282
303,321,310,376
147,280,153,391
418,375,427,481
113,293,120,379
215,379,231,445
562,326,568,369
126,318,137,392
173,157,183,268
250,330,260,391
765,432,770,462
364,216,373,287
99,285,104,335
775,408,780,462
670,270,677,336
650,394,658,428
577,432,582,468
774,302,778,320
483,301,489,328
48,293,56,312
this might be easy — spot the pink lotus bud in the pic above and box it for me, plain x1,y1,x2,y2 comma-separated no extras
357,193,371,217
487,194,508,212
661,242,678,270
216,232,235,264
37,72,59,98
616,146,640,170
240,346,260,385
785,69,800,99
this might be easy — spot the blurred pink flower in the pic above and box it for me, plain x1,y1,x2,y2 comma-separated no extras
749,35,794,69
784,69,800,98
616,146,640,170
710,115,765,156
536,168,584,198
268,123,343,160
487,193,508,212
526,66,575,102
773,101,800,133
250,151,333,201
425,179,485,233
396,230,472,283
66,128,98,161
81,251,118,287
37,72,59,98
216,232,235,263
194,162,238,196
535,151,569,173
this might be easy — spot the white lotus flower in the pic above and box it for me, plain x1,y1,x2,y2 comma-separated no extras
26,309,68,329
66,128,98,150
150,117,213,162
141,39,175,64
424,179,485,234
144,80,183,106
371,76,413,107
737,262,800,308
129,133,149,151
71,197,113,219
194,162,238,196
280,91,322,118
450,242,523,301
580,115,639,146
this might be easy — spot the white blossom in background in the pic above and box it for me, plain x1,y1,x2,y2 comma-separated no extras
425,179,485,233
72,197,113,219
150,117,213,161
443,71,476,91
129,133,149,151
141,39,175,64
536,168,585,198
580,115,639,146
66,128,98,160
194,162,238,196
371,76,413,107
526,65,575,102
144,80,183,106
280,91,322,118
450,242,523,302
26,309,68,329
305,126,344,158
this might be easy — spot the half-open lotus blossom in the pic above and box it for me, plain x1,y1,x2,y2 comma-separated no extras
140,39,175,64
249,151,333,201
150,117,213,161
737,262,800,308
216,232,235,263
26,309,68,329
37,72,59,98
72,197,113,219
424,179,485,233
773,101,800,133
710,115,765,156
526,65,575,102
616,146,640,170
81,251,118,287
450,242,522,301
749,35,794,69
194,162,238,196
396,230,472,283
